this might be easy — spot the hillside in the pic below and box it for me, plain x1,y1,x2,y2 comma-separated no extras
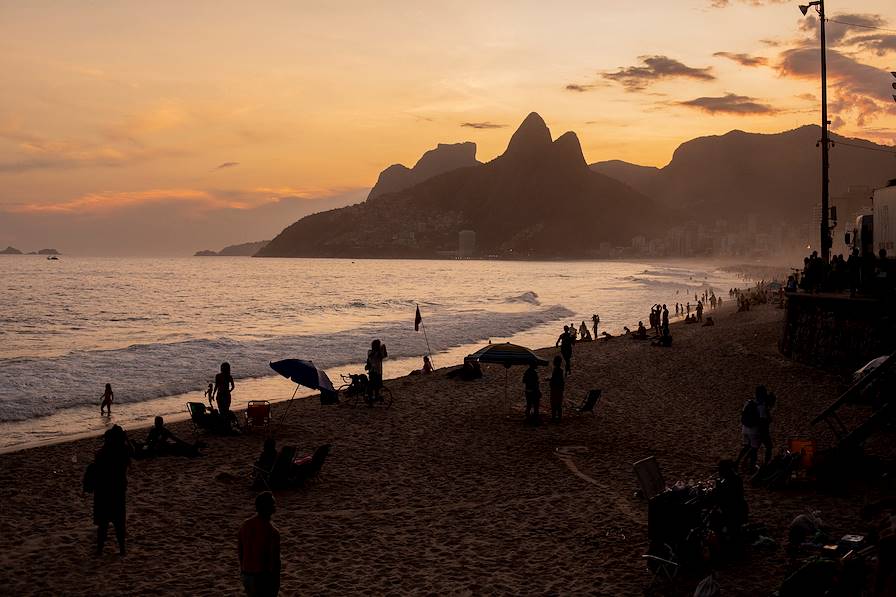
368,142,479,200
259,113,662,258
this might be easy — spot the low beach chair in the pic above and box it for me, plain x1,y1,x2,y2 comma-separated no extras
253,445,297,491
642,543,679,587
187,402,211,432
633,456,666,500
245,401,271,433
293,444,332,486
576,389,602,415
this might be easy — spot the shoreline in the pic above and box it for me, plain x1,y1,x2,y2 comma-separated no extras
3,301,889,595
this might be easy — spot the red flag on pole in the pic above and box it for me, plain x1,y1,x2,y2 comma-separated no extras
415,305,422,331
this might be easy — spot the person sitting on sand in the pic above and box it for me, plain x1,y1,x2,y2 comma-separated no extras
238,492,281,597
100,383,114,416
421,355,433,374
522,363,541,424
446,360,482,381
253,438,278,488
141,416,202,458
703,316,715,327
633,321,648,339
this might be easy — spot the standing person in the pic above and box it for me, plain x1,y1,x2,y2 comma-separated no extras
204,383,215,409
696,300,704,323
591,313,600,339
755,386,775,466
238,492,281,597
661,304,669,336
548,355,565,422
214,362,236,431
87,425,132,556
522,363,541,425
686,302,691,316
736,394,761,471
100,383,114,416
365,339,388,404
555,326,574,376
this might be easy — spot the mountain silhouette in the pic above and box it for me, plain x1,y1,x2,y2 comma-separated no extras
592,126,895,226
368,142,479,200
259,113,661,258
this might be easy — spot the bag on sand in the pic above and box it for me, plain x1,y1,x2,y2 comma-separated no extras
741,400,760,428
82,462,96,493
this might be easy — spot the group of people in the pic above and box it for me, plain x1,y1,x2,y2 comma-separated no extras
522,355,567,425
736,385,776,471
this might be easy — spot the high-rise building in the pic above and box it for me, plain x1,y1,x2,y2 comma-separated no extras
458,230,476,258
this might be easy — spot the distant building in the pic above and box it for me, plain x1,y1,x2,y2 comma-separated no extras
458,230,476,258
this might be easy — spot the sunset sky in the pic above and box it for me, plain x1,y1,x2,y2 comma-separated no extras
2,0,895,255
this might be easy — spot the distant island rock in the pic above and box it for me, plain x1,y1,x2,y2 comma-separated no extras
0,246,23,255
367,142,479,200
259,113,661,259
37,249,60,255
194,240,270,257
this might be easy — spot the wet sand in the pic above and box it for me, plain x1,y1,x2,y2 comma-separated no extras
0,303,890,596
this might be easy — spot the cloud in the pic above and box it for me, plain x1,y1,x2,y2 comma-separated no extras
848,33,896,56
678,93,779,114
565,84,595,93
777,46,895,125
603,55,715,91
799,13,888,45
709,0,788,7
214,161,239,170
713,52,768,67
460,122,507,129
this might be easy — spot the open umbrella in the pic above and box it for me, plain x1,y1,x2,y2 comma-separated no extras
270,359,335,393
467,343,548,412
269,359,336,427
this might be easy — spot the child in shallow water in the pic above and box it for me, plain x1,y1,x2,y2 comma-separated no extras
100,383,114,415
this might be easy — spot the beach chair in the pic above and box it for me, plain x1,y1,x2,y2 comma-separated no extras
187,402,211,432
576,389,602,415
642,543,679,587
245,401,271,433
633,456,666,500
253,445,297,491
293,444,332,486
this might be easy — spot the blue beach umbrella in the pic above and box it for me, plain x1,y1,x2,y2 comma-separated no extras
467,343,548,411
270,359,336,393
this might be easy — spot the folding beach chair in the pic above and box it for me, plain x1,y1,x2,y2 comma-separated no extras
642,543,679,587
186,402,211,432
633,456,666,500
292,444,332,486
253,445,297,491
576,389,602,415
244,400,271,433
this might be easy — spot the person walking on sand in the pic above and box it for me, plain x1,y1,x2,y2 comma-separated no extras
365,339,388,404
548,355,565,422
100,383,114,416
522,363,541,425
592,313,600,339
238,492,281,597
86,425,132,556
556,325,574,376
736,393,761,471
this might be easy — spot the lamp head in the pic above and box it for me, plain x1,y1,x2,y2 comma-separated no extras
799,5,810,15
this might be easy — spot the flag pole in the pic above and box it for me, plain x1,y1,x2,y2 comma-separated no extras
421,321,434,369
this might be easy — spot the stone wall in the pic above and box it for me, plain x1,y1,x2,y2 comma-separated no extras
779,293,896,371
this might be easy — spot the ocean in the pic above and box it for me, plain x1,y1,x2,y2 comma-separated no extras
0,256,749,451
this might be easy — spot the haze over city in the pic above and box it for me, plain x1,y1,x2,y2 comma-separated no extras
1,0,895,255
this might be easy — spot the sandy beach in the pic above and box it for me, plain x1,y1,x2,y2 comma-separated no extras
1,303,891,596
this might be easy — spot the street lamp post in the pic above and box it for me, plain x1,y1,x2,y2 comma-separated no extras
800,1,831,262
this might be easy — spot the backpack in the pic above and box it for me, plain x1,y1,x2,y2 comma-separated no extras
82,462,96,493
741,400,760,428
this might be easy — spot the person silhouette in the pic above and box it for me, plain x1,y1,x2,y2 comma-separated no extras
100,383,114,416
213,362,236,430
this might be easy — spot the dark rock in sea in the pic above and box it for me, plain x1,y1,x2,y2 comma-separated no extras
194,249,219,256
0,246,22,255
194,240,269,257
37,249,60,255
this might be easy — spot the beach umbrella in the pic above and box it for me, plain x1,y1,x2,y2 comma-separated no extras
467,343,548,412
269,359,336,429
270,359,335,393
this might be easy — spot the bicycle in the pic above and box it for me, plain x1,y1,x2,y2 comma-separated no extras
336,373,394,408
